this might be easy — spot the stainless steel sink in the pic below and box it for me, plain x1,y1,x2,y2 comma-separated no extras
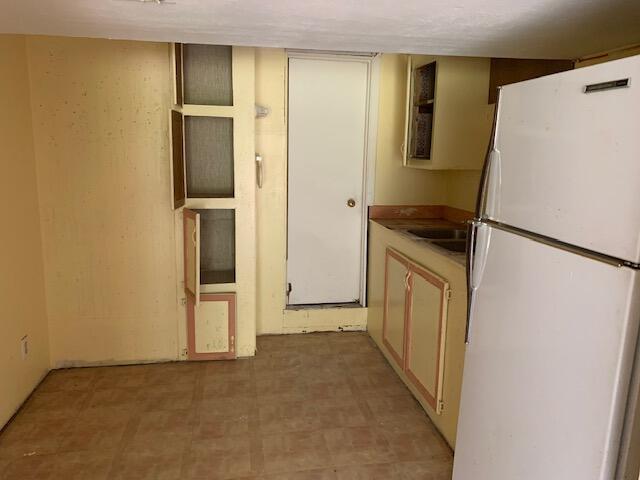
431,239,467,253
407,228,467,240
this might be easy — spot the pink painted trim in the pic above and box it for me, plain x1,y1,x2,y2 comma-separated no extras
382,248,410,369
187,293,237,361
404,263,447,411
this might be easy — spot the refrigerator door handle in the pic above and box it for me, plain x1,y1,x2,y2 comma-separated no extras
465,220,478,343
484,149,502,219
475,87,502,219
465,222,492,344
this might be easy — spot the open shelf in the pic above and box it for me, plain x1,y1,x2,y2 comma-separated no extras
198,209,236,285
408,61,436,161
184,116,234,198
183,44,233,106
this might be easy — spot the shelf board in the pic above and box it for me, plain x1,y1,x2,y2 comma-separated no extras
415,98,434,106
184,197,237,210
201,269,235,285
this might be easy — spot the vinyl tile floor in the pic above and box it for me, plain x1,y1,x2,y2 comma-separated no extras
0,332,453,479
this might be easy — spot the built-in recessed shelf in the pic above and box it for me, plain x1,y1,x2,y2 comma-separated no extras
184,116,234,199
182,44,233,106
198,209,235,285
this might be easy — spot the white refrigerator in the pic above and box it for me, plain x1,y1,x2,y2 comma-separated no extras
453,55,640,480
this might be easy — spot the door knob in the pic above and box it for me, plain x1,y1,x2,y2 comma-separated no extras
347,198,356,208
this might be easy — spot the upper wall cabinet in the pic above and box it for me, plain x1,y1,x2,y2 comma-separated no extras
403,55,494,170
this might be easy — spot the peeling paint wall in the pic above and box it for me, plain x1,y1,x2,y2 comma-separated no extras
0,35,50,428
26,36,179,366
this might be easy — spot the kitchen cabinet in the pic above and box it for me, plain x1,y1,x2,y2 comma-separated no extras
186,293,236,360
171,44,256,359
402,55,494,170
382,250,410,368
405,261,449,414
368,221,466,447
383,248,450,414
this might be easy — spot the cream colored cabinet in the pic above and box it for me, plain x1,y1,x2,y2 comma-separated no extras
383,248,450,413
405,262,450,414
383,250,410,368
186,293,236,360
403,55,494,170
171,44,256,359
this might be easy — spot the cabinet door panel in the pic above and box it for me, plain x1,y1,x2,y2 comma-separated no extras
171,109,186,208
406,263,449,413
383,249,409,368
183,208,200,305
187,293,236,360
173,44,183,106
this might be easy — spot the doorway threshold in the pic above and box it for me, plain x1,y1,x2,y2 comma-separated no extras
286,302,363,311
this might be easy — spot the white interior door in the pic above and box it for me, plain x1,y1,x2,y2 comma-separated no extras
454,224,640,480
287,55,369,305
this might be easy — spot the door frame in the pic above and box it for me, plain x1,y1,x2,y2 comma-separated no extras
285,50,380,307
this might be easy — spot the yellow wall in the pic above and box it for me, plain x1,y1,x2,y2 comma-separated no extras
26,37,180,366
0,35,481,379
0,35,50,427
446,170,482,212
255,48,288,335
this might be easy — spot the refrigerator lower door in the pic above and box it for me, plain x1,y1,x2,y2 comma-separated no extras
454,226,640,480
482,55,640,263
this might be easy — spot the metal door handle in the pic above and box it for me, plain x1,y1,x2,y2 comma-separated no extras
255,154,263,189
465,221,478,344
476,87,502,218
347,198,356,208
466,222,492,344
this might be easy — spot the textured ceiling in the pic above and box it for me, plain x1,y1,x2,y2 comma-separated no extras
1,0,639,59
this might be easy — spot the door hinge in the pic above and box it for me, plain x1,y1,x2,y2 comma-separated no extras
286,283,292,296
439,400,445,412
445,289,452,300
180,297,187,306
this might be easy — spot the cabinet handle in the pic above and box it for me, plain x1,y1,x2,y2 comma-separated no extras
255,154,263,189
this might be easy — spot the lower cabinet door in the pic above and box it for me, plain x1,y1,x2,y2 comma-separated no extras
405,263,449,413
187,293,236,360
383,248,410,368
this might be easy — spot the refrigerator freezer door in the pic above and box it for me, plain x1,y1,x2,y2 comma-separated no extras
483,55,640,263
453,226,640,480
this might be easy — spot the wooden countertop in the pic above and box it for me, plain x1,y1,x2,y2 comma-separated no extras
370,217,468,267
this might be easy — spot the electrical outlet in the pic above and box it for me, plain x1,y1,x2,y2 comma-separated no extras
20,335,28,359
